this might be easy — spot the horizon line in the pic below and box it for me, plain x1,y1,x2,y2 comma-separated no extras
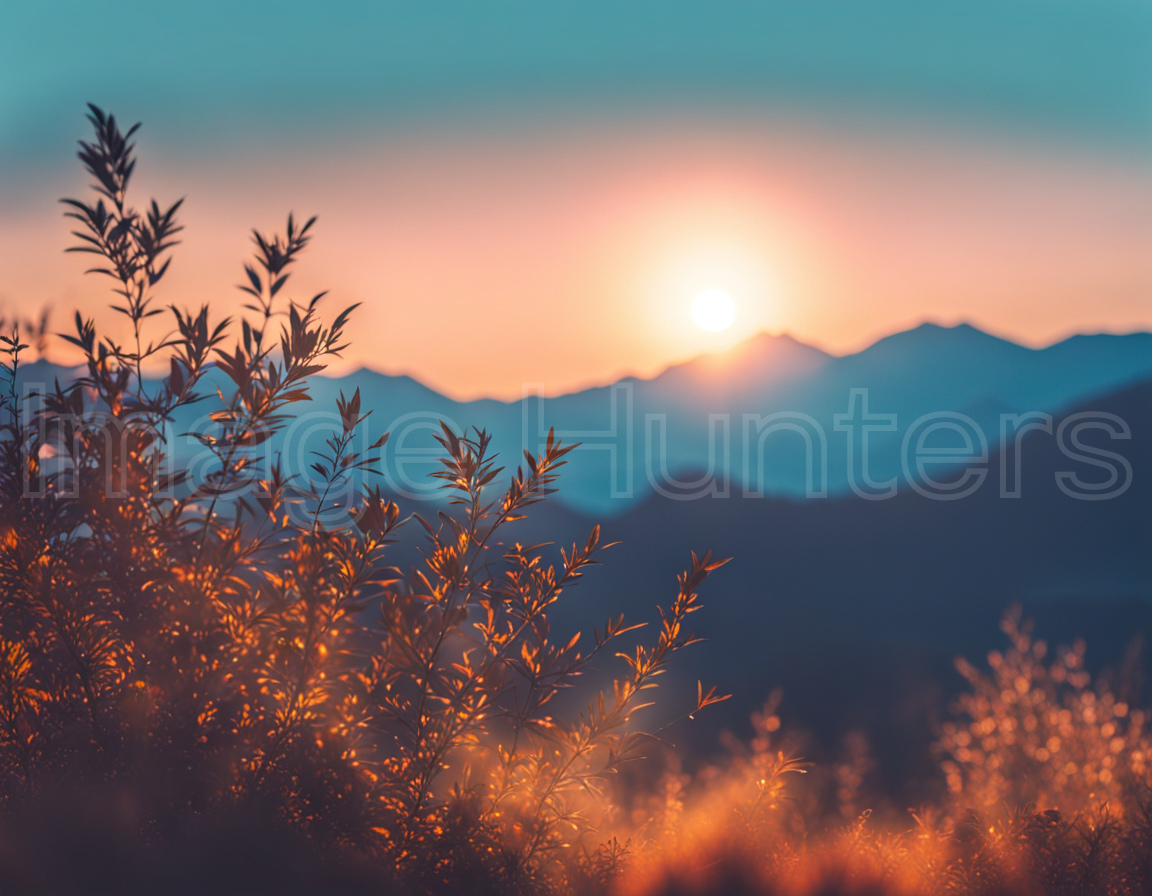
26,318,1152,404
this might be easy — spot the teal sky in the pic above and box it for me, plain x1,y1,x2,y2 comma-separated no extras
3,1,1151,170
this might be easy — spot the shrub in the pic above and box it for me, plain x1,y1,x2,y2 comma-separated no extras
0,106,726,895
613,612,1152,896
939,606,1151,818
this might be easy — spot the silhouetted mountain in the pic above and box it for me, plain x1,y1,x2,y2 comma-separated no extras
635,331,833,407
513,378,1151,782
334,323,1152,513
17,324,1152,515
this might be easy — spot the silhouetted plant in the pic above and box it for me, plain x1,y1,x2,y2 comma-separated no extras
0,106,728,896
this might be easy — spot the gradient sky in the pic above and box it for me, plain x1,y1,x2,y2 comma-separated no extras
2,2,1150,398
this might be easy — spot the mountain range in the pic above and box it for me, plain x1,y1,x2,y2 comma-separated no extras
17,322,1152,514
13,321,1152,775
300,321,1152,513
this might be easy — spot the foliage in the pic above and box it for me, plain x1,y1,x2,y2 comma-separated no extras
617,612,1152,896
939,607,1151,818
0,106,727,895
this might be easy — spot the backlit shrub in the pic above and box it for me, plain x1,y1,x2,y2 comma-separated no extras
0,106,726,896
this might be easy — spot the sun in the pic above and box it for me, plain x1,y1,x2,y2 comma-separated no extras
691,288,736,332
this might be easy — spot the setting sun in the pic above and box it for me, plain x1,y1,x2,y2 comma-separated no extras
691,287,736,332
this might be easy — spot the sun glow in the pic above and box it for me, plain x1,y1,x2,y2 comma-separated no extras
691,288,736,332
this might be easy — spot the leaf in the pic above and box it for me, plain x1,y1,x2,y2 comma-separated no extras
244,264,262,296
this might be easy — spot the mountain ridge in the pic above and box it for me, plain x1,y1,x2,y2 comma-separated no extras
15,322,1152,513
20,320,1152,401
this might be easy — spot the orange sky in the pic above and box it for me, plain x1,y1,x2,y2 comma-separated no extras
2,113,1150,399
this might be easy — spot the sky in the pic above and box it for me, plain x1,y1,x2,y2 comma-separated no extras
1,1,1150,399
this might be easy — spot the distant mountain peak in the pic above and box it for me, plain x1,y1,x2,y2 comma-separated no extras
858,320,1026,361
896,320,998,339
683,330,829,368
655,331,832,392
